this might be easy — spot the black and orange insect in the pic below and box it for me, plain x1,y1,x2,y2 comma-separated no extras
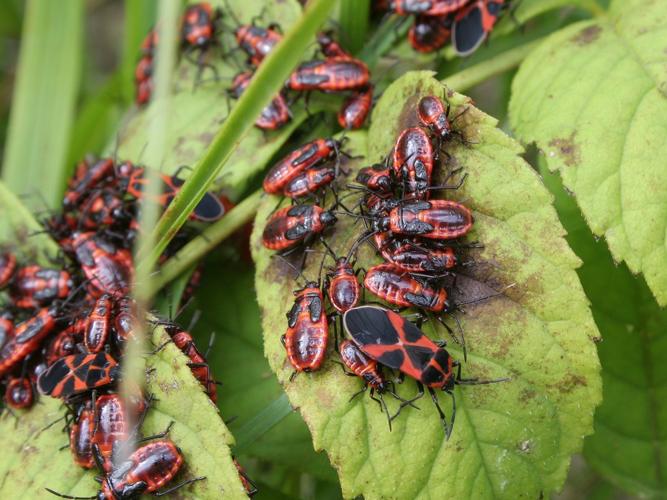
452,0,506,56
262,204,337,251
84,294,112,353
37,351,119,399
392,126,435,199
49,439,203,499
409,14,453,53
379,237,459,274
317,30,351,59
355,163,393,194
338,85,373,130
281,281,328,378
343,305,507,438
230,71,291,130
4,376,34,409
113,296,136,347
91,393,137,472
0,307,58,377
233,458,258,497
45,319,85,365
181,2,221,51
263,138,343,194
70,400,95,469
0,312,13,347
9,266,73,309
134,55,153,106
338,340,400,429
390,0,470,16
371,199,474,240
235,24,282,66
165,324,217,403
283,164,336,200
286,58,370,92
63,158,115,210
363,263,451,312
0,252,17,287
70,231,133,297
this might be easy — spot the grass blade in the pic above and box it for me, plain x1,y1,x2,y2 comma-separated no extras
2,0,83,210
339,0,370,54
139,0,339,271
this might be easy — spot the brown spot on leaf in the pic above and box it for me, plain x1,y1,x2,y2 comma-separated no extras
548,133,580,167
553,373,587,394
571,25,601,46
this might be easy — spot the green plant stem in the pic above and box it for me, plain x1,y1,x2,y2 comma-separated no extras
443,39,542,92
149,189,262,294
358,14,407,67
339,0,370,54
140,0,338,273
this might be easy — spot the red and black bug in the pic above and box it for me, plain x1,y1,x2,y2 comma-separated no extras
9,266,73,309
283,163,336,200
371,199,474,240
235,24,282,67
91,393,138,472
165,324,217,403
281,281,328,378
70,232,133,297
0,252,17,287
46,319,85,365
0,312,13,347
114,296,136,347
49,439,202,499
338,85,374,130
70,400,95,469
452,0,506,56
141,28,158,56
392,126,434,199
355,163,394,194
343,305,507,438
4,376,34,409
321,237,367,315
181,2,221,51
233,458,258,497
134,55,153,106
338,339,408,429
63,158,115,210
37,351,119,399
286,58,370,92
390,0,470,16
379,236,459,273
117,163,226,223
317,31,351,59
230,71,291,130
409,14,453,53
263,138,343,194
262,204,337,251
0,307,58,377
78,189,134,230
84,294,112,353
416,94,469,147
364,263,451,312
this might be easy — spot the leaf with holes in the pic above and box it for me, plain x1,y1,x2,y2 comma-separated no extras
0,323,247,499
509,0,667,305
251,71,602,498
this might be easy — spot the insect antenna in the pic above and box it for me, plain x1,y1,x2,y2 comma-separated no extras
44,488,95,499
454,283,516,311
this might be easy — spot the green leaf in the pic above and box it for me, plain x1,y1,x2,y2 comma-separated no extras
540,161,667,498
138,0,336,269
509,0,667,305
194,259,338,481
2,0,83,210
0,323,247,499
251,71,602,498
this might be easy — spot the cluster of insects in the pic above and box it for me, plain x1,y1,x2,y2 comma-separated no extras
261,93,508,437
0,154,257,497
136,2,374,131
374,0,509,55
